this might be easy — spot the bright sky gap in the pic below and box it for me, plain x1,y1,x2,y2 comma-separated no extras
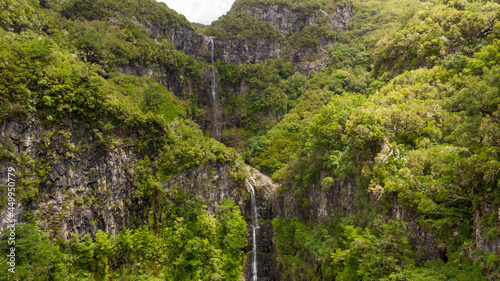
159,0,236,25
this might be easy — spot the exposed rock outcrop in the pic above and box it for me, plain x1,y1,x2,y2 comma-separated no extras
271,172,443,262
129,15,212,60
209,3,355,65
247,4,340,36
474,203,500,254
244,165,280,281
332,5,354,31
168,26,213,59
272,173,358,223
215,39,285,64
0,116,245,239
249,4,298,35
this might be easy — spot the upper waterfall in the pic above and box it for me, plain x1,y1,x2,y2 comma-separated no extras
210,37,221,141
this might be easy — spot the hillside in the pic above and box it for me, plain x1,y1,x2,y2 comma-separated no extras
0,0,248,280
0,0,499,280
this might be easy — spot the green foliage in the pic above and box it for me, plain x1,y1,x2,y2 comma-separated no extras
248,136,267,157
273,218,418,280
262,9,500,277
388,259,487,281
64,17,203,85
373,2,500,80
205,10,283,41
0,0,46,33
0,196,247,280
467,39,500,74
0,224,66,280
132,157,160,201
215,199,248,279
331,220,413,280
159,119,246,182
2,0,500,279
61,0,192,31
161,198,247,280
272,218,330,280
255,91,365,180
214,58,305,151
348,0,432,48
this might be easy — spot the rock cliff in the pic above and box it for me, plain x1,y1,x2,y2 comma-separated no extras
244,165,279,281
209,3,355,65
0,116,246,240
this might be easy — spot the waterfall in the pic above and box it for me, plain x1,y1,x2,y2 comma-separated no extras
210,38,215,100
247,179,259,281
210,38,220,141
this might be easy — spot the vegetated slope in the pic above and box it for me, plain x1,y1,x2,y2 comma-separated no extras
248,0,499,174
251,1,500,280
184,0,500,279
0,0,249,280
202,0,435,152
0,0,499,280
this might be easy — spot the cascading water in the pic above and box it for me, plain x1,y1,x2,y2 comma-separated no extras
247,179,259,281
209,38,220,141
210,38,215,100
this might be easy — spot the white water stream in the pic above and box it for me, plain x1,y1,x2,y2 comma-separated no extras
209,38,220,141
247,179,259,281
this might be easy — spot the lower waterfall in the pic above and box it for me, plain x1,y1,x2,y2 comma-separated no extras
247,179,259,281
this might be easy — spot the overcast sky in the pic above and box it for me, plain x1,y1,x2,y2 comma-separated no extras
159,0,236,25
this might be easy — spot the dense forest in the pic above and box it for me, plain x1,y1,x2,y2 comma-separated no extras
0,0,499,280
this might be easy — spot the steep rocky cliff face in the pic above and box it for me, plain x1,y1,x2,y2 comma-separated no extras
4,0,499,279
0,116,246,240
272,175,358,223
84,1,356,149
331,5,354,31
168,25,213,59
121,3,356,73
215,39,285,64
121,3,354,69
247,4,352,35
248,4,301,36
135,20,213,60
210,3,354,65
271,175,442,261
387,196,442,261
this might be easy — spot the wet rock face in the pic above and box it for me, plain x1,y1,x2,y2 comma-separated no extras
216,39,285,64
0,117,139,239
129,15,212,60
0,117,244,240
332,5,354,31
388,196,440,262
244,224,280,281
243,165,281,280
209,4,355,65
474,203,500,253
168,26,213,59
248,4,299,36
272,173,359,223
